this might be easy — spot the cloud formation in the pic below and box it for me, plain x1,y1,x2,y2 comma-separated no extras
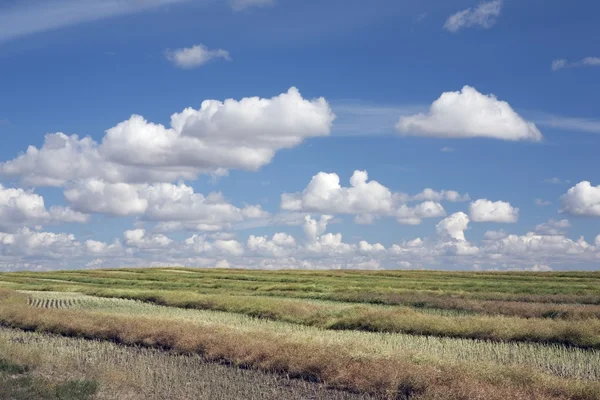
0,184,87,230
552,57,600,71
469,199,519,223
561,181,600,217
65,181,267,231
444,0,503,32
396,86,542,141
166,44,231,69
1,88,335,186
282,170,451,225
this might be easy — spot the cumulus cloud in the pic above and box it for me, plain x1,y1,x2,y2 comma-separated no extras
552,57,600,71
282,170,447,225
436,212,470,242
306,233,354,255
214,239,245,256
247,233,296,257
444,0,502,32
65,180,148,217
1,88,334,186
396,86,542,141
395,202,446,225
85,239,124,256
124,229,172,249
282,170,394,215
358,240,386,254
434,213,479,256
0,184,87,229
65,181,267,231
561,181,600,217
303,215,333,242
0,228,81,259
483,232,593,258
166,44,231,69
469,199,519,223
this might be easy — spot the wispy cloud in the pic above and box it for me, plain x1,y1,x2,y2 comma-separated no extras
230,0,274,12
534,198,552,206
440,147,455,153
0,0,189,43
444,0,502,32
165,44,231,69
533,113,600,134
331,101,425,136
552,57,600,71
543,177,570,185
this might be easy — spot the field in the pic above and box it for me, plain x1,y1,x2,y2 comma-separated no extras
0,269,599,399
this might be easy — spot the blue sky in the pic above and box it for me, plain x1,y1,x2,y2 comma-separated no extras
0,0,599,271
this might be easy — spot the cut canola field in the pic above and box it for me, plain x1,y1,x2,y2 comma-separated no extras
18,287,600,349
2,289,600,400
0,328,371,400
1,269,600,399
22,290,600,381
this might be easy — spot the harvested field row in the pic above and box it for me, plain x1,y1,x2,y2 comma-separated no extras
22,290,600,381
1,289,599,400
0,327,370,400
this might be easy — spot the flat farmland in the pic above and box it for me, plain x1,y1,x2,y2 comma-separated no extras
0,269,599,399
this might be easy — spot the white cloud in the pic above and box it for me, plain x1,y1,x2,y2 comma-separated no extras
166,44,231,69
124,229,172,249
396,86,542,141
214,240,244,256
0,183,87,229
531,264,552,272
0,228,81,259
65,181,267,231
283,170,447,225
230,0,274,11
440,146,455,152
306,233,354,255
552,57,600,71
436,212,470,242
469,199,519,223
483,232,593,258
85,239,123,256
282,170,394,215
561,181,600,217
303,215,333,242
535,219,570,235
535,198,552,206
247,233,296,257
358,240,386,254
1,88,334,186
65,180,148,217
434,213,479,256
444,0,502,32
395,201,446,225
411,188,470,202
